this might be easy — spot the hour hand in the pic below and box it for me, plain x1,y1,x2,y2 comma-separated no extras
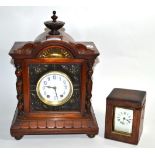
44,86,58,99
45,86,55,89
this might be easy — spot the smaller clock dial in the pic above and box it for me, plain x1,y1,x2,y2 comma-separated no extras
114,107,133,134
36,71,73,106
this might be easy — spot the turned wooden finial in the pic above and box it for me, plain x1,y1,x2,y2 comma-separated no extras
44,11,65,35
51,11,58,22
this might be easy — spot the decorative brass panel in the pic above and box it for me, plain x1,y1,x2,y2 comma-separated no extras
38,47,73,58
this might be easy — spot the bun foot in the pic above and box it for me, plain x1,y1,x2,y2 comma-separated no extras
14,135,23,140
87,134,96,138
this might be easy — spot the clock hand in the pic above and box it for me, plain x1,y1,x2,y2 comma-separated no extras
126,119,130,124
53,86,58,100
45,86,55,89
44,86,58,100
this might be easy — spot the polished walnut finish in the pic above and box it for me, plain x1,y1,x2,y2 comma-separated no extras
104,88,146,145
9,12,99,140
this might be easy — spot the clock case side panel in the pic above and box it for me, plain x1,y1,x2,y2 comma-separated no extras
22,58,87,117
104,98,142,145
137,100,146,143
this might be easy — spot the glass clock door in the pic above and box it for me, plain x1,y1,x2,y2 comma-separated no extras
114,107,133,134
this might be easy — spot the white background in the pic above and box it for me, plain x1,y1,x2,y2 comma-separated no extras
0,0,155,148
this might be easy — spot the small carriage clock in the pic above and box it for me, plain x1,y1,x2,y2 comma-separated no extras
9,11,99,140
104,88,146,145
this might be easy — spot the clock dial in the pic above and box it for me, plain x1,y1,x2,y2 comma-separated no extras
114,107,133,134
36,71,73,106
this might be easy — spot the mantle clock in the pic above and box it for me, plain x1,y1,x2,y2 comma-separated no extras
9,11,99,140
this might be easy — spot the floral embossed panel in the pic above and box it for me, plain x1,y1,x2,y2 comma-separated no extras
29,63,81,111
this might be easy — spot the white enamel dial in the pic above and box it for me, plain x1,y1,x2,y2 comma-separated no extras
114,107,133,134
36,71,73,106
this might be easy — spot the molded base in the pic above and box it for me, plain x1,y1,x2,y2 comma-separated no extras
10,108,99,140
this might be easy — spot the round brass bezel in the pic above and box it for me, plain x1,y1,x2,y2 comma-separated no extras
36,71,73,106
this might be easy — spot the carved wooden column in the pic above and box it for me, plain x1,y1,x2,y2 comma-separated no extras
15,64,24,115
86,59,95,113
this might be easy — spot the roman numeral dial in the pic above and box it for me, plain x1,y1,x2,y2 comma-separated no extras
114,107,133,134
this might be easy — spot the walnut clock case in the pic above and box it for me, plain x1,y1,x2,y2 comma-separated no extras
104,88,146,145
9,11,99,140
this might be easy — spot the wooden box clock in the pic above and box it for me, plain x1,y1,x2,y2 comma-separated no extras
9,11,99,140
104,88,146,145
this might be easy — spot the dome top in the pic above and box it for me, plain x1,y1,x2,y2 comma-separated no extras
35,11,74,43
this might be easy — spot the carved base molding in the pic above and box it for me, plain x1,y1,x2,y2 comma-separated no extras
10,108,99,140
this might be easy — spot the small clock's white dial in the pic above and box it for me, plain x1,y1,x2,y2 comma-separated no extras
114,107,133,134
36,71,73,106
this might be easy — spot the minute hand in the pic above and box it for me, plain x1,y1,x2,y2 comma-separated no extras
45,86,58,100
53,87,58,100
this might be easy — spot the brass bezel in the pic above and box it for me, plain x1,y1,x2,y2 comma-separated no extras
36,71,73,106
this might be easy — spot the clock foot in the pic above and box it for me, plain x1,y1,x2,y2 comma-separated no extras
14,135,23,140
87,134,96,138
